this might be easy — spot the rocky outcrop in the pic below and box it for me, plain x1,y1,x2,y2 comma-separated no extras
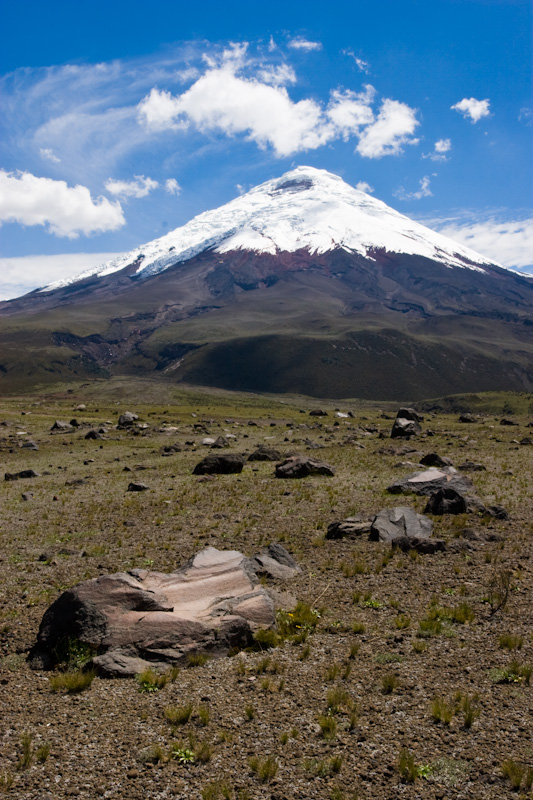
29,546,294,677
326,517,372,540
248,445,282,462
5,469,40,481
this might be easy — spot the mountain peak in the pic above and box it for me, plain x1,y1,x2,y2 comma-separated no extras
42,166,495,293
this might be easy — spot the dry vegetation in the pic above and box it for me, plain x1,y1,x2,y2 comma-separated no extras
0,379,532,799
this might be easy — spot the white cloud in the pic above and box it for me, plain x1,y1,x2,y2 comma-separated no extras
287,37,322,52
39,147,61,163
356,98,419,158
355,181,374,193
423,138,451,162
0,252,124,301
138,64,332,157
435,138,451,153
138,57,418,160
0,170,125,238
424,214,533,270
341,50,370,73
327,86,375,140
104,175,158,198
451,97,490,123
165,178,181,195
519,107,532,126
268,36,277,52
257,63,297,86
394,175,433,201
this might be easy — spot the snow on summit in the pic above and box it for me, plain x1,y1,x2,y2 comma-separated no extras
43,167,496,292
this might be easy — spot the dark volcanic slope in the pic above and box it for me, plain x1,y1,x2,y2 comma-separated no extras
2,163,533,399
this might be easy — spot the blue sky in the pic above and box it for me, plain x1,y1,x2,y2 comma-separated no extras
0,0,531,299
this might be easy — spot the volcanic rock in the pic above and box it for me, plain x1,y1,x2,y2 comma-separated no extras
248,445,282,462
391,409,422,439
85,430,103,440
250,543,302,580
274,455,335,478
127,482,149,492
419,453,453,468
50,420,74,432
369,507,444,554
192,454,245,475
387,467,475,497
458,414,477,423
424,488,468,515
5,469,40,481
118,412,138,428
29,547,279,676
326,517,372,539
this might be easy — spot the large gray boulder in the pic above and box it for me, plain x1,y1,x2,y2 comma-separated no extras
29,547,280,677
391,408,422,439
275,455,335,478
387,467,475,498
370,507,444,554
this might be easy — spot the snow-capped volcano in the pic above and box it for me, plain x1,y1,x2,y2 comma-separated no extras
43,166,495,292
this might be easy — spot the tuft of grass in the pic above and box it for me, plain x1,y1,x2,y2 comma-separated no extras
35,742,51,763
499,633,523,651
16,732,33,771
461,694,480,729
136,668,168,693
0,771,14,791
394,614,411,629
489,658,532,684
49,668,95,694
244,704,255,721
164,703,193,727
187,652,210,667
398,748,427,783
326,687,352,715
197,705,210,727
381,672,400,694
352,621,366,635
249,755,278,783
317,714,337,740
501,759,533,791
431,696,456,725
195,740,212,763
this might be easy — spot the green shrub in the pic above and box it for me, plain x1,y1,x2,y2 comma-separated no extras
49,668,95,694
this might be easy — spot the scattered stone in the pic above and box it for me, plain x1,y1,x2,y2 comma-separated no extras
21,492,33,501
50,420,74,432
127,482,149,492
161,443,182,455
500,418,518,426
248,445,282,462
424,488,468,515
458,462,486,472
65,478,89,487
201,437,216,446
85,430,103,440
20,440,39,450
76,404,87,411
387,467,475,498
419,453,453,468
118,412,138,428
519,437,533,445
458,414,477,423
211,436,230,449
250,543,302,580
370,507,444,554
309,409,328,416
391,408,422,439
326,517,372,539
69,418,80,428
29,547,280,676
5,469,40,481
192,454,245,475
274,455,335,478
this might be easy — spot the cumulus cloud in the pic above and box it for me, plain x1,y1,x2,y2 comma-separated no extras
0,170,125,238
327,86,375,140
104,175,158,198
355,181,374,193
423,138,451,162
451,97,490,123
287,37,322,52
138,55,418,160
356,98,419,158
138,65,331,157
0,252,124,301
394,175,433,201
39,147,61,163
424,214,533,270
165,178,181,195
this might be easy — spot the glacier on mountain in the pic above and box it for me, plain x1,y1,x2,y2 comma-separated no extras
42,166,496,293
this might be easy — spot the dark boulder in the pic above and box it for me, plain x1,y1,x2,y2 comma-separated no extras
274,455,335,478
127,482,149,492
118,412,138,428
85,430,103,440
419,453,453,468
424,487,468,515
458,414,477,423
369,506,444,554
387,467,475,498
50,420,74,432
248,445,282,462
250,543,302,580
391,408,422,439
193,454,245,475
5,469,40,481
309,409,328,417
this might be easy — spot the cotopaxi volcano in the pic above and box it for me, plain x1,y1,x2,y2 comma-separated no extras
1,166,533,399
